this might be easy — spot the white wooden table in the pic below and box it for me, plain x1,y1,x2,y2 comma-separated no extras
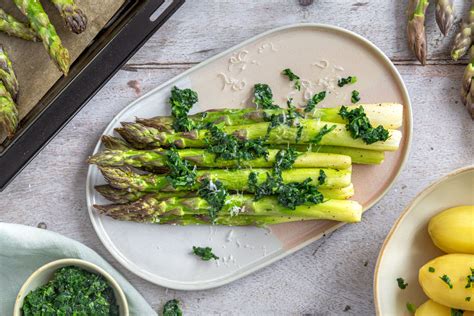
1,1,473,314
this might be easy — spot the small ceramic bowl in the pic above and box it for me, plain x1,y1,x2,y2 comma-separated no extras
13,258,129,316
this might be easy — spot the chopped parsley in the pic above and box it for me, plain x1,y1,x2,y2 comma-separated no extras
465,268,474,288
406,302,416,314
296,125,304,143
253,83,279,109
276,178,324,209
198,178,228,222
274,148,299,175
429,267,436,273
170,86,199,132
451,308,464,316
163,299,183,316
338,76,357,87
282,68,301,90
205,125,269,162
165,148,197,188
466,297,471,302
351,90,360,103
339,106,390,144
305,91,326,112
192,246,219,261
440,274,454,289
397,277,408,289
22,266,119,316
263,99,303,140
318,170,327,185
312,124,336,144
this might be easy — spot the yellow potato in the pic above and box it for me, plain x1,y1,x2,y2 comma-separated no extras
415,299,474,316
419,254,474,311
428,205,474,254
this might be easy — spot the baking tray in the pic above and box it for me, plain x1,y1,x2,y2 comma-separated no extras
0,0,184,191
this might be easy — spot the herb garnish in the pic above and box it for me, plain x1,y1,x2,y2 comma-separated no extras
205,125,269,162
163,299,183,316
305,91,326,113
318,170,327,185
312,124,336,144
397,277,408,289
22,266,119,316
254,83,279,109
282,68,301,91
440,274,454,289
451,308,464,316
429,267,436,273
466,297,471,302
406,302,416,314
338,76,357,87
296,125,304,143
166,148,197,188
264,99,303,140
198,178,228,221
170,86,199,132
276,178,324,209
465,268,474,288
339,106,390,144
192,246,219,261
351,90,360,103
274,148,299,175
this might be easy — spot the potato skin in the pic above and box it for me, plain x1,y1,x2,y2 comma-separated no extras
415,299,474,316
428,205,474,254
419,254,474,311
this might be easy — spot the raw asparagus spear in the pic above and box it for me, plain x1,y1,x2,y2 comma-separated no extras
451,2,474,60
462,46,474,118
137,103,404,131
95,183,355,204
95,194,363,224
50,0,87,34
435,0,454,36
119,120,402,151
0,81,18,139
407,0,429,65
0,8,39,41
14,0,70,75
0,46,19,101
89,148,352,170
99,166,352,192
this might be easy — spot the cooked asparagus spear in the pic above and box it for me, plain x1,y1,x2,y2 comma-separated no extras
0,46,19,101
95,194,363,224
451,2,474,61
0,81,18,139
435,0,454,36
0,8,39,41
462,46,474,118
50,0,87,34
95,183,355,204
14,0,70,75
118,120,402,151
89,148,352,170
137,103,404,131
407,0,429,65
99,166,352,192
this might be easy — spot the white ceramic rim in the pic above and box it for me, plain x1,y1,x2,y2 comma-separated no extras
86,23,413,290
14,258,129,316
373,165,474,315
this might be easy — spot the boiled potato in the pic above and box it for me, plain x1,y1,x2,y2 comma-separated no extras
419,254,474,311
415,299,474,316
428,205,474,254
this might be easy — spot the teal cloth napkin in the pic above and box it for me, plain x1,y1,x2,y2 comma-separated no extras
0,223,156,316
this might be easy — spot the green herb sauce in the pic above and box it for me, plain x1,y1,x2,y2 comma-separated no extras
282,68,301,91
192,246,219,261
339,105,390,144
337,76,357,87
170,86,199,132
305,91,326,113
397,277,408,289
253,83,279,109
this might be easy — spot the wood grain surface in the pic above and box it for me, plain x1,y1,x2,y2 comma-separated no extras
1,1,473,315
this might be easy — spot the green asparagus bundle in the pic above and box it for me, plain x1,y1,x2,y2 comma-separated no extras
0,81,18,140
451,2,473,61
137,103,403,131
407,0,429,65
118,119,401,151
95,183,355,204
0,46,19,101
435,0,454,36
50,0,87,34
462,46,474,118
89,148,352,170
0,8,39,41
99,166,351,192
95,194,362,224
14,0,70,75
